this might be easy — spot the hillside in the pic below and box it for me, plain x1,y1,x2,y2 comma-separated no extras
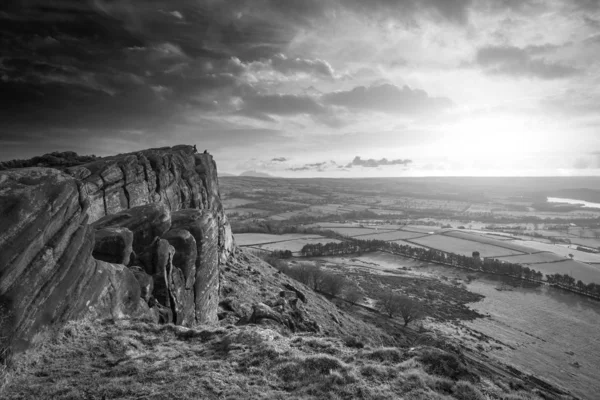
0,146,578,399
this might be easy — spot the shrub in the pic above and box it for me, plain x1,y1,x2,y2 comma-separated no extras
418,348,478,382
343,286,363,305
453,381,486,400
362,347,405,363
302,355,346,375
322,273,346,297
343,336,365,349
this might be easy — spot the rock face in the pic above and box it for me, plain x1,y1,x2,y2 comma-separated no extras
0,145,235,354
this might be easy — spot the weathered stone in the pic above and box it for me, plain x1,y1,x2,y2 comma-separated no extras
93,227,133,265
171,209,220,324
137,238,173,276
75,261,153,321
0,145,235,354
283,283,307,303
130,266,154,302
162,229,197,289
92,203,171,252
167,265,195,326
249,303,282,324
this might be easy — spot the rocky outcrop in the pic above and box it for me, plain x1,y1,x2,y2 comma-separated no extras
0,145,235,355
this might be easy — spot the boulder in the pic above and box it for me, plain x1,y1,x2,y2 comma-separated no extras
283,283,307,303
92,227,133,265
75,260,153,321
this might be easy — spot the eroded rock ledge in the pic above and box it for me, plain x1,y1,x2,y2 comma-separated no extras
0,145,234,353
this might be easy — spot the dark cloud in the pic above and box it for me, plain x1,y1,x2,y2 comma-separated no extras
241,94,325,117
271,157,288,162
344,0,473,25
0,0,332,155
346,156,413,168
322,84,453,115
475,45,579,79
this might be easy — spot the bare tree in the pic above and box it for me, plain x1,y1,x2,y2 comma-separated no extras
379,292,424,326
379,291,403,318
309,264,326,292
397,296,424,327
322,273,346,297
343,286,362,305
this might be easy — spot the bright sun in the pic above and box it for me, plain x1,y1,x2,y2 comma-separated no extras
437,116,552,171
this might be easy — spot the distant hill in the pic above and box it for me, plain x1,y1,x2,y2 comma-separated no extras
239,170,276,178
219,172,236,177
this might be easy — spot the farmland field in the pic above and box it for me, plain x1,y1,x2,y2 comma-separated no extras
493,252,566,264
408,234,525,258
235,233,325,246
222,198,255,208
351,230,427,241
444,231,537,253
224,208,269,216
568,237,600,249
400,225,448,234
524,260,600,283
513,240,600,263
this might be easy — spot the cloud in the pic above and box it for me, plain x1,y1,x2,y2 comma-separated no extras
268,53,335,78
287,161,337,172
271,157,288,162
240,93,325,117
346,156,413,168
475,45,579,79
322,84,453,115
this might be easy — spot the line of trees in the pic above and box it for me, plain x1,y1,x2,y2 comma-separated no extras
300,237,600,299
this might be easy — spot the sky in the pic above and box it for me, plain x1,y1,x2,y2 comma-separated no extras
1,0,600,177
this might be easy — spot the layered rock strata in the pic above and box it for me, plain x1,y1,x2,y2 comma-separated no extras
0,145,234,353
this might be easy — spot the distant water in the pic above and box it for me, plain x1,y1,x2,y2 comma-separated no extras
547,197,600,209
421,264,600,400
357,252,600,400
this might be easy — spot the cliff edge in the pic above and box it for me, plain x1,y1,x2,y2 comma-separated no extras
0,145,235,355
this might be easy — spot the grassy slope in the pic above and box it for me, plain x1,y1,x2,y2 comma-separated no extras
1,318,549,400
0,249,576,400
219,250,396,346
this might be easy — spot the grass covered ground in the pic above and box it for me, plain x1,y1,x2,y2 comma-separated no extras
1,318,554,400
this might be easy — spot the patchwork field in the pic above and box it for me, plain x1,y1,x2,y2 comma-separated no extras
493,252,566,264
222,198,255,208
525,260,600,283
225,208,269,216
351,230,427,241
408,235,525,258
512,240,600,264
444,231,536,253
400,225,448,234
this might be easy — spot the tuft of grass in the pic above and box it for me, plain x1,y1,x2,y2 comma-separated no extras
452,380,486,400
360,347,405,363
417,347,478,382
